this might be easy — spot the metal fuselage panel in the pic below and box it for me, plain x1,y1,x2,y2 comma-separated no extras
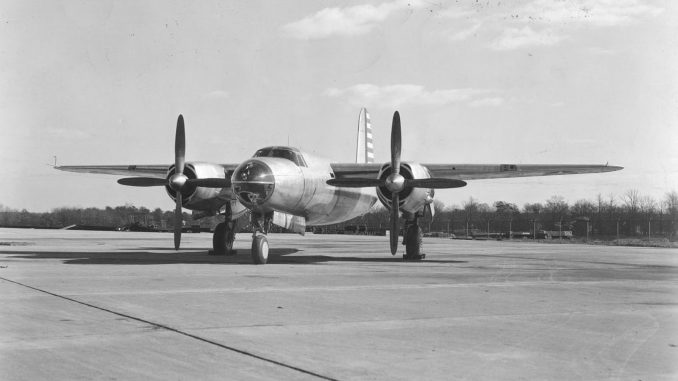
237,152,377,226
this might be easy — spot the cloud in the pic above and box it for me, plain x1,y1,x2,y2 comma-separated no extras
437,8,476,20
282,0,424,39
519,0,663,28
324,84,503,108
491,26,566,50
441,0,662,49
448,21,483,41
469,97,505,107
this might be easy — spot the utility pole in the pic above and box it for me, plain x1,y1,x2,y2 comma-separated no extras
616,218,620,243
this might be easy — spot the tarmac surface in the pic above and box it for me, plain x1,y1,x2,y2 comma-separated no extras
1,228,677,380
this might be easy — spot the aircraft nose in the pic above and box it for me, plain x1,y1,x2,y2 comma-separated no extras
232,161,275,206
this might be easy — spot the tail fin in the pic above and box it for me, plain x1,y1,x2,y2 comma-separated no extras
356,108,374,163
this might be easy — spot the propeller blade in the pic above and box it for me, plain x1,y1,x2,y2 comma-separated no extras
391,111,401,176
326,178,384,188
174,193,182,250
117,177,167,187
185,178,232,188
390,193,399,255
405,178,467,189
175,115,186,176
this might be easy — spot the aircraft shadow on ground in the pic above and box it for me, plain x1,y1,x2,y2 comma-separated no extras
1,248,467,265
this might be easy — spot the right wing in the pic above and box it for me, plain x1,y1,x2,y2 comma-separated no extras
55,164,241,179
55,165,169,178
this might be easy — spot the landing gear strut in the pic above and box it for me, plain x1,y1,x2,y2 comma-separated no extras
403,216,425,261
250,212,272,264
212,220,237,256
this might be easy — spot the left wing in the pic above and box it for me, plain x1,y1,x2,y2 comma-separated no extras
330,163,623,180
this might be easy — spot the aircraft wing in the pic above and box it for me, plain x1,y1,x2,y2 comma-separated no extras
56,165,170,178
331,163,622,180
55,164,241,178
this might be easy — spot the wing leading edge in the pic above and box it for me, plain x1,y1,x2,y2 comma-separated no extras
55,165,169,178
55,164,241,178
331,163,622,181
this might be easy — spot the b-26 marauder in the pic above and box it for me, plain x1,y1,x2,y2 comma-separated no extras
57,109,622,264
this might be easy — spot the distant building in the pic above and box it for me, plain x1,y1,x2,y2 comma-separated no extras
543,230,573,239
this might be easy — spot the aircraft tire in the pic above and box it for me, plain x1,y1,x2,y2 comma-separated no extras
251,235,269,265
213,223,226,254
212,222,235,255
405,225,423,260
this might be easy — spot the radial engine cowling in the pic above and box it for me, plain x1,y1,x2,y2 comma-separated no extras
165,162,230,210
376,162,434,215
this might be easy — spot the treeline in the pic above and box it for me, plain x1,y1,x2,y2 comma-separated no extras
0,204,196,230
1,189,676,240
334,190,678,241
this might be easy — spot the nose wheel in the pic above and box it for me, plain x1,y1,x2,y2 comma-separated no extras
251,235,269,264
250,212,273,264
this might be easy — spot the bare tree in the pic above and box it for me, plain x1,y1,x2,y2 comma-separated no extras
572,199,595,217
664,191,678,239
621,189,640,214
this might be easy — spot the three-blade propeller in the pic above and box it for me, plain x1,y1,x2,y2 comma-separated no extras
117,115,230,250
327,111,467,255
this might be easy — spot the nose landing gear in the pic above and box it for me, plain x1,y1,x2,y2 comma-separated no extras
250,211,273,265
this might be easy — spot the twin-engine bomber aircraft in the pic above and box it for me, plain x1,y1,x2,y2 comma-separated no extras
57,109,622,264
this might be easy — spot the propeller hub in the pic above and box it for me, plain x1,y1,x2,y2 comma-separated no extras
169,173,188,191
385,173,405,193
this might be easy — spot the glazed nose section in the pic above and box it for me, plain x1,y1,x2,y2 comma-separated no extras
232,161,275,206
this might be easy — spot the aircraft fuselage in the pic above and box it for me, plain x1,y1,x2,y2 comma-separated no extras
231,149,377,225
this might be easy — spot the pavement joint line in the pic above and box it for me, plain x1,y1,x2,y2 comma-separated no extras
0,276,339,381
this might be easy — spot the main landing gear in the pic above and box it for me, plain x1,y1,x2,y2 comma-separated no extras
212,220,237,256
403,216,425,261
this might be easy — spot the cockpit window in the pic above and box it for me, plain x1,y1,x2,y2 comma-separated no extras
253,147,307,167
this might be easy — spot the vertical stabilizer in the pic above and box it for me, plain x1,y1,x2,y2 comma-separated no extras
356,108,374,163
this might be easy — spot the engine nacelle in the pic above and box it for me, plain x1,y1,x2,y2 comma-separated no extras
165,162,232,211
376,162,434,216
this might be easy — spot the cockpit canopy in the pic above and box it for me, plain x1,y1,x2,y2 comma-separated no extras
253,146,307,167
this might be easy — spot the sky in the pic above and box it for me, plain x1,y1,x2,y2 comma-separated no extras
1,0,676,212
